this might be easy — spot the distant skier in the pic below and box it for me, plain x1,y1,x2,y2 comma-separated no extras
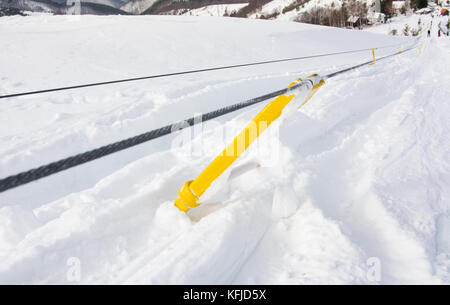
438,29,441,37
427,29,431,37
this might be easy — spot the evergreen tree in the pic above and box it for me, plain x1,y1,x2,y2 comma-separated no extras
381,0,393,17
410,0,428,9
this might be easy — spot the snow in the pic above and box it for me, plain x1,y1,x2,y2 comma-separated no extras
392,0,406,9
246,0,376,22
169,0,375,21
364,13,447,37
252,0,299,18
0,14,449,284
121,0,158,14
180,4,249,17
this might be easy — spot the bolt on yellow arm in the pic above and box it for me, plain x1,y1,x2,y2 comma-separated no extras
174,75,325,212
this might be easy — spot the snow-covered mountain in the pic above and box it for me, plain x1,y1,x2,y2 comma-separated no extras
120,0,157,14
51,0,129,9
179,3,248,16
0,0,129,14
0,0,61,13
0,0,389,18
167,0,378,21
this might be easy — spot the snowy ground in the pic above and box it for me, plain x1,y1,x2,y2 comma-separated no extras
365,13,448,37
248,0,350,21
180,4,249,17
0,14,449,284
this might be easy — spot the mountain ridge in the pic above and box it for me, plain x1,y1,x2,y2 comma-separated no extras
0,0,130,14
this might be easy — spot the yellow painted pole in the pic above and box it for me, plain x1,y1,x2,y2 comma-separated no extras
174,75,324,212
370,48,376,65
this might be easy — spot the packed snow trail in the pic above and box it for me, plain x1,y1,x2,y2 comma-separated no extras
0,15,448,284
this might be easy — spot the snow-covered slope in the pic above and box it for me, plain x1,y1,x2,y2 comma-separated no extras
0,14,449,284
180,3,248,16
120,0,158,14
248,0,348,20
151,0,377,21
0,0,61,13
0,0,129,14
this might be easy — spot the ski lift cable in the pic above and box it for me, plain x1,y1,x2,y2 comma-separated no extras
0,43,407,100
0,45,418,193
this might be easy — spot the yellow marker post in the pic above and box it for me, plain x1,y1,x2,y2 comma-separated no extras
174,75,324,212
370,48,376,65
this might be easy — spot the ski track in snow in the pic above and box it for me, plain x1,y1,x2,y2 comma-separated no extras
0,14,449,284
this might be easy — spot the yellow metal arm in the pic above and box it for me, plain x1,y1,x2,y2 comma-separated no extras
174,75,324,212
